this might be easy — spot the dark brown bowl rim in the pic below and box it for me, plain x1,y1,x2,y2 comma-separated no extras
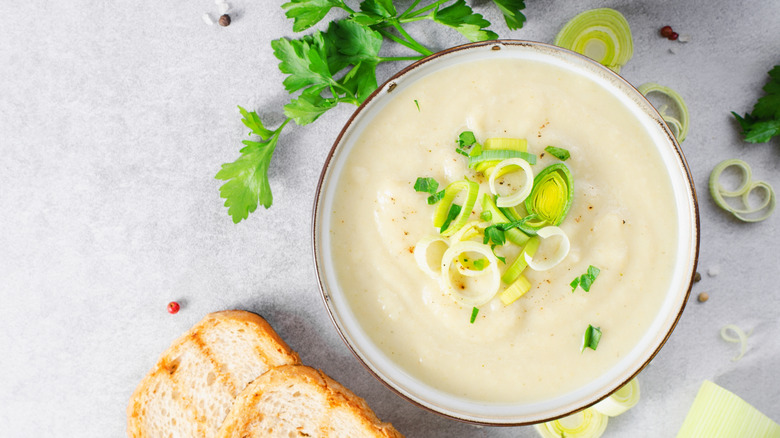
311,39,701,426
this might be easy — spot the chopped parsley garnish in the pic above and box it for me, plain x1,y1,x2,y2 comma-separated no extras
413,177,439,194
458,131,477,147
413,177,445,204
440,203,462,233
470,306,480,324
732,65,780,143
414,99,420,112
427,190,446,205
544,145,571,161
571,265,601,292
581,324,602,352
456,130,481,156
483,224,506,247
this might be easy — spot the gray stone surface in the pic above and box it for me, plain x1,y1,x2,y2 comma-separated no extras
1,1,778,437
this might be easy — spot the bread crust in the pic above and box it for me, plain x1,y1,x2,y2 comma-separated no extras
217,364,404,438
127,311,300,438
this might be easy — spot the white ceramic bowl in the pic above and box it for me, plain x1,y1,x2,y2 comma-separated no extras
312,40,699,425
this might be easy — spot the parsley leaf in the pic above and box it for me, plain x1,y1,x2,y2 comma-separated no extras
458,131,477,148
544,146,571,161
216,107,290,223
433,0,498,43
470,306,480,323
427,190,445,205
284,92,337,125
282,0,345,32
490,0,526,30
271,34,335,93
440,203,462,233
571,265,601,292
352,0,397,25
341,61,379,102
413,177,439,194
733,65,780,143
581,325,602,352
331,19,383,65
483,224,506,247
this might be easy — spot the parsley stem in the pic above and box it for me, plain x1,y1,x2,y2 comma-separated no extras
397,15,433,24
398,0,422,19
274,117,291,136
391,21,433,56
405,0,449,19
379,56,425,62
377,28,430,56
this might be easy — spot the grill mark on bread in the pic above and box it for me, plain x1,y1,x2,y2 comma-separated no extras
190,331,239,397
158,360,209,437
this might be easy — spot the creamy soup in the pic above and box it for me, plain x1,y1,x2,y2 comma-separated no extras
329,58,677,402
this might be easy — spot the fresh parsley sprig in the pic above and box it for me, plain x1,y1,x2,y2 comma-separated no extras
217,1,526,223
732,65,780,144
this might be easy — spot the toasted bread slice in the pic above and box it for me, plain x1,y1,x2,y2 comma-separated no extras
217,364,404,438
127,310,300,438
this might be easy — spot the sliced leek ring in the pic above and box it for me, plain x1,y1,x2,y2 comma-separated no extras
440,241,500,306
593,378,640,417
534,408,609,438
484,137,527,151
501,236,540,284
433,179,480,236
498,275,531,305
721,324,750,361
554,8,633,73
524,226,570,271
638,82,690,142
448,220,487,243
413,236,449,280
709,159,776,222
489,158,535,208
524,163,574,229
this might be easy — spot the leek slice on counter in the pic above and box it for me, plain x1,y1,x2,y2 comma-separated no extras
709,159,776,222
554,8,633,73
433,179,480,236
502,236,540,284
720,324,750,362
413,236,449,279
677,381,780,438
481,194,530,246
593,378,640,417
638,82,690,142
535,408,609,438
498,274,531,305
440,241,501,306
489,158,535,207
524,164,574,229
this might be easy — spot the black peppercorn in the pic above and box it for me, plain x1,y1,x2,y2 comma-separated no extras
219,14,231,27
